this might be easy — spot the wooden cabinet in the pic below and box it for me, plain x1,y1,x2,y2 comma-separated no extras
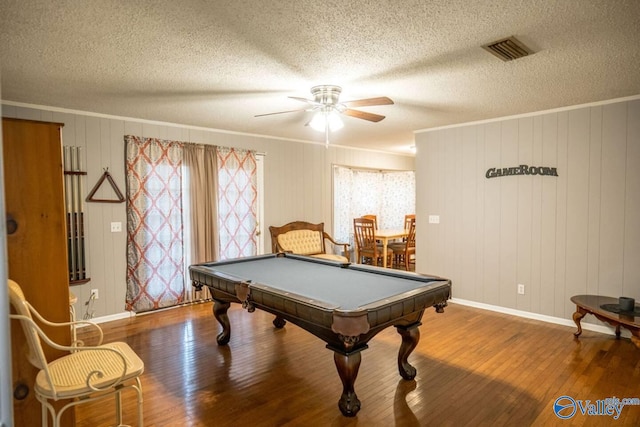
3,118,74,426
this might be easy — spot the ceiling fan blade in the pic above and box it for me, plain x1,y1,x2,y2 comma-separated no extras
342,109,386,122
254,108,309,117
289,96,322,106
341,97,394,108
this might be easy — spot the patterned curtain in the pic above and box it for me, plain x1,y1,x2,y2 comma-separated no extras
125,136,184,312
217,147,257,260
333,166,415,245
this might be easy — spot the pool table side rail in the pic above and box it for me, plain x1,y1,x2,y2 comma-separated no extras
190,263,451,327
347,262,449,283
357,282,451,328
191,267,243,301
190,263,451,337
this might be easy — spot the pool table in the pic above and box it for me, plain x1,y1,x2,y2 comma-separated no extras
189,253,451,417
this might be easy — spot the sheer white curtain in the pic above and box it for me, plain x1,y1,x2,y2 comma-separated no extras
333,165,415,245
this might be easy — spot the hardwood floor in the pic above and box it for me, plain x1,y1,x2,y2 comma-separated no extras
75,300,640,426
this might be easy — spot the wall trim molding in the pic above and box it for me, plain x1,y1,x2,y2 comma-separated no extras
1,100,412,157
80,311,133,325
415,93,640,134
450,298,628,338
80,299,214,325
80,299,629,338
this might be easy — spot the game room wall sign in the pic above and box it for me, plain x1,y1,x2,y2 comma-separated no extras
485,164,559,179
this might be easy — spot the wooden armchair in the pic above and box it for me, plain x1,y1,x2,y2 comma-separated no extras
353,217,393,267
389,217,416,270
269,221,350,262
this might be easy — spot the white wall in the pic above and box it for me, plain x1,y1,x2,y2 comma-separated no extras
415,96,640,323
1,103,413,319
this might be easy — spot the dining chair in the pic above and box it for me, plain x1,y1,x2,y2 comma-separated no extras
403,214,415,230
8,279,145,427
362,214,378,230
389,217,416,270
362,214,382,244
400,214,415,243
353,217,392,267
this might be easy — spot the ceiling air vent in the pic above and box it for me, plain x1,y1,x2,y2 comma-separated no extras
482,36,533,61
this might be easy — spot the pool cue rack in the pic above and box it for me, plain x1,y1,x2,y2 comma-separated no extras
63,146,90,285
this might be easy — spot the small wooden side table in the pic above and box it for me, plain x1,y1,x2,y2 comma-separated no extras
571,294,640,348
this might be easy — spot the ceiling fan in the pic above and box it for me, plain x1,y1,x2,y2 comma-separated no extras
255,85,394,145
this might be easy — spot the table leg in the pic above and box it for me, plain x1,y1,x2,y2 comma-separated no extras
396,324,420,380
382,237,388,268
273,316,286,328
213,299,231,345
333,351,362,417
572,307,586,337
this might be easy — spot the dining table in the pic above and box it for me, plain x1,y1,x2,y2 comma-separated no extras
373,228,409,268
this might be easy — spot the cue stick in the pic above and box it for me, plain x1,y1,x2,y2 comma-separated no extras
70,147,78,281
64,147,73,281
76,147,86,280
63,146,68,268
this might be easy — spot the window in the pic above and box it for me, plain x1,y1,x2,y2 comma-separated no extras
125,136,259,312
333,165,415,245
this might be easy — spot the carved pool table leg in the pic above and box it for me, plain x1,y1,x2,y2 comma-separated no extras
213,299,232,345
272,316,286,328
333,351,362,417
572,307,586,338
396,324,420,380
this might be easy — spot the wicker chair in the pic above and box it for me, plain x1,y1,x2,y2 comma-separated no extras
8,279,144,427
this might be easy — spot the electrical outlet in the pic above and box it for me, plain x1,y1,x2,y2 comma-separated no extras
90,288,99,299
110,222,122,232
517,284,525,295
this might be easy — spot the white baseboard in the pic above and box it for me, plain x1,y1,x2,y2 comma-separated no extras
79,299,629,339
449,298,630,338
82,311,133,325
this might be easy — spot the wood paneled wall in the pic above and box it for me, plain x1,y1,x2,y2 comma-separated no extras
1,103,413,319
415,98,640,323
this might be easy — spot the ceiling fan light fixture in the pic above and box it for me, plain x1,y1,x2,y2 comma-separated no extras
309,109,343,132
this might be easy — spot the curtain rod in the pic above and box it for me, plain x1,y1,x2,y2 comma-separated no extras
332,164,412,173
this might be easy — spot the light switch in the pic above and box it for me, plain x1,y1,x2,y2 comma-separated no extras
428,215,440,224
110,222,122,232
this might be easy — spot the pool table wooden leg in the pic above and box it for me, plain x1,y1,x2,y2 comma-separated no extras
213,299,232,345
272,316,286,328
396,324,420,380
333,351,362,417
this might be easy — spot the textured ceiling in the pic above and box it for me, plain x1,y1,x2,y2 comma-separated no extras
1,0,640,154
